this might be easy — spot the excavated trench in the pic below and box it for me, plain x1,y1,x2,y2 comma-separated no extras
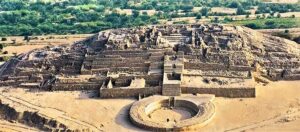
0,100,70,131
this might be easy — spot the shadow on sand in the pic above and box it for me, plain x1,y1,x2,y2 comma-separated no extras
114,101,146,131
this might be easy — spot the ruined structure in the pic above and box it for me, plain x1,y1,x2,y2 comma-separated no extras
1,24,299,98
0,24,299,131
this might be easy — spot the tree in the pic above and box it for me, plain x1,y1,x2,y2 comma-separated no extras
196,14,202,19
228,1,240,8
132,10,140,18
245,23,261,29
270,12,275,17
277,13,281,18
24,35,30,42
284,30,289,33
256,15,261,19
1,37,7,41
151,0,158,8
246,14,250,18
265,21,276,28
182,5,193,12
237,5,246,15
201,7,209,16
213,17,219,23
265,21,275,26
0,44,3,51
291,14,296,18
224,17,233,22
0,1,26,10
211,0,221,6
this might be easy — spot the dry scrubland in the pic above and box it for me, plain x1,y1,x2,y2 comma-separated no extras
0,81,299,131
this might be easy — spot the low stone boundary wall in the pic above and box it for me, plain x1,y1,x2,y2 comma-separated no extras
283,74,300,80
185,62,253,71
181,87,255,98
100,87,161,98
184,62,226,70
0,80,20,86
229,65,254,71
162,84,181,96
52,83,100,91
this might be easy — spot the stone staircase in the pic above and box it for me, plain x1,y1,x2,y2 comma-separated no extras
162,34,188,45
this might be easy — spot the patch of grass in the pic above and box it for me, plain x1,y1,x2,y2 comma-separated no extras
227,18,300,29
173,21,189,24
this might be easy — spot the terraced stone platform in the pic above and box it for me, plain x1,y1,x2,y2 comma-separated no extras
1,24,299,98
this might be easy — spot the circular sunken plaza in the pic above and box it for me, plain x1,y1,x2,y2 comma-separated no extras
130,95,215,131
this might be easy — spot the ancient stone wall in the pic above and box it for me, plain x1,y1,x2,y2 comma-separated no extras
162,84,181,96
52,83,100,91
100,87,161,98
181,87,255,98
129,96,215,131
184,62,227,70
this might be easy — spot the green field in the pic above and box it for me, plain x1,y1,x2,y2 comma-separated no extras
0,0,300,36
228,18,300,29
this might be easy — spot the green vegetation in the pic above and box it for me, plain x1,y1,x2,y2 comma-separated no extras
173,21,189,24
256,3,300,14
1,38,7,41
0,0,299,36
227,18,300,29
0,44,3,51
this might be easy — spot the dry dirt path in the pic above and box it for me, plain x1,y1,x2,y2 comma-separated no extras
226,108,300,132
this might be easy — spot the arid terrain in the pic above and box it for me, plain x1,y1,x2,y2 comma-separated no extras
1,34,92,55
0,0,300,130
0,24,300,132
0,80,299,131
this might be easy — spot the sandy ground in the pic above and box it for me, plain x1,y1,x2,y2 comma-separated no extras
0,90,140,131
1,34,93,55
149,107,193,124
0,81,299,131
203,81,300,132
3,45,50,55
0,120,38,132
258,28,300,35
